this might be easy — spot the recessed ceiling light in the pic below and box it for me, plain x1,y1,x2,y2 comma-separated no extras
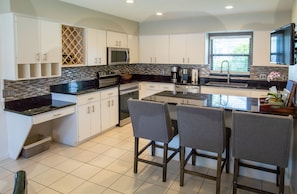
156,12,163,16
126,0,134,3
225,5,234,9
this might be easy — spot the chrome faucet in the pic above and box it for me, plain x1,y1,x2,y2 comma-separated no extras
220,60,230,83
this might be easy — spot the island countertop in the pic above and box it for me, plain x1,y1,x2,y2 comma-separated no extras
142,91,260,112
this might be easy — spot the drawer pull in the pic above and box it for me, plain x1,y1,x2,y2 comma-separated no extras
53,113,62,117
88,97,94,101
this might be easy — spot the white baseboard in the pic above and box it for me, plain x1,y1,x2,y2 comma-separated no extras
0,152,9,161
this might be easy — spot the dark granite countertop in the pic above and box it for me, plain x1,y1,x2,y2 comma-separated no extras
143,91,259,112
5,94,76,116
125,74,286,90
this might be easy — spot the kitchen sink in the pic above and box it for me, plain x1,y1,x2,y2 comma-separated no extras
206,81,248,88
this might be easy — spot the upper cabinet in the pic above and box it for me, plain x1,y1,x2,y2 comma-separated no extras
253,31,271,66
139,35,169,64
107,31,128,48
86,28,107,66
128,34,139,63
170,33,205,64
0,13,61,80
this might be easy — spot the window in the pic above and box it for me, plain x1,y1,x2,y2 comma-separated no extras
208,32,253,74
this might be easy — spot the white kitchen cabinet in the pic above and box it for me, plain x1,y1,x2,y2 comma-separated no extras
201,86,250,97
86,28,107,66
128,34,139,63
52,91,101,145
253,31,271,66
139,82,174,99
0,13,61,80
249,89,268,98
107,31,128,48
101,87,119,131
170,33,205,64
139,35,169,64
77,93,101,141
201,85,269,98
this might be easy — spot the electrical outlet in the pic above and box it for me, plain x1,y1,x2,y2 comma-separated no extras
259,74,266,79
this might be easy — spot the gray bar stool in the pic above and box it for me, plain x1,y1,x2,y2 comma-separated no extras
127,99,179,182
232,110,293,194
176,105,230,194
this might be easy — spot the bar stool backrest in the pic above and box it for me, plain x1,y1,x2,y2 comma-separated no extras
232,110,293,168
177,105,226,153
128,99,174,143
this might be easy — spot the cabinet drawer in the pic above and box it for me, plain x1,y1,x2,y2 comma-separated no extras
145,84,159,90
32,106,75,124
77,92,100,105
159,83,174,91
101,87,118,99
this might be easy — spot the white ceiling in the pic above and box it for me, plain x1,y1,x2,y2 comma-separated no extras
60,0,293,23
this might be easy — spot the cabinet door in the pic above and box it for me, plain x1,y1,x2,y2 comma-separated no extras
186,33,205,64
86,28,98,66
128,34,139,63
15,15,39,64
101,98,111,131
107,31,127,48
78,104,91,141
201,86,250,97
154,35,169,64
109,96,119,127
86,29,106,66
97,30,107,65
90,101,101,135
101,97,119,130
40,20,61,63
139,36,154,63
170,34,186,64
253,31,270,66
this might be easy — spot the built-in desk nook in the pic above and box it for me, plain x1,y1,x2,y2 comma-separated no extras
4,94,76,159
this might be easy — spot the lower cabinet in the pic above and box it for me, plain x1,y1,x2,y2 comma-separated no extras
101,87,119,131
139,82,175,99
201,86,268,98
52,87,119,145
77,100,101,142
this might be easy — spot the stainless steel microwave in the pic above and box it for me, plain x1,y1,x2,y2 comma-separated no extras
107,47,130,65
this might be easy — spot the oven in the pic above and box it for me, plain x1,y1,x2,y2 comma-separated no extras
119,82,139,126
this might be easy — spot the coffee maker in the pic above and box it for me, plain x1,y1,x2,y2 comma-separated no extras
191,69,199,84
170,66,179,83
179,68,189,83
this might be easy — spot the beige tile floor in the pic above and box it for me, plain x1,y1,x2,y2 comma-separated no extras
0,123,291,194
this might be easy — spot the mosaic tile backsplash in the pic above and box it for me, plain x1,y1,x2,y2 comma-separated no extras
3,63,288,101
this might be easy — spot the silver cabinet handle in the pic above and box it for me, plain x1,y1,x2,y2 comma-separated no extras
88,97,94,101
43,54,47,61
53,113,62,117
36,53,40,61
92,105,95,112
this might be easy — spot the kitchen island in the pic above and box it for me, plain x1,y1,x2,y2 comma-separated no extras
142,91,296,186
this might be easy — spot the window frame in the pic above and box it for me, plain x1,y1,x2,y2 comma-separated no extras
208,31,253,75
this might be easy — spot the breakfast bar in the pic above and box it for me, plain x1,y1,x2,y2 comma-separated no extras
142,91,296,185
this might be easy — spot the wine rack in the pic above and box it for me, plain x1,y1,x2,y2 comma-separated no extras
62,25,85,65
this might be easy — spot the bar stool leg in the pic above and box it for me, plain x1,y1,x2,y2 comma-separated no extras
151,141,156,156
162,143,168,182
192,149,196,165
180,146,185,186
134,137,139,174
233,158,239,194
216,153,222,194
279,168,285,194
